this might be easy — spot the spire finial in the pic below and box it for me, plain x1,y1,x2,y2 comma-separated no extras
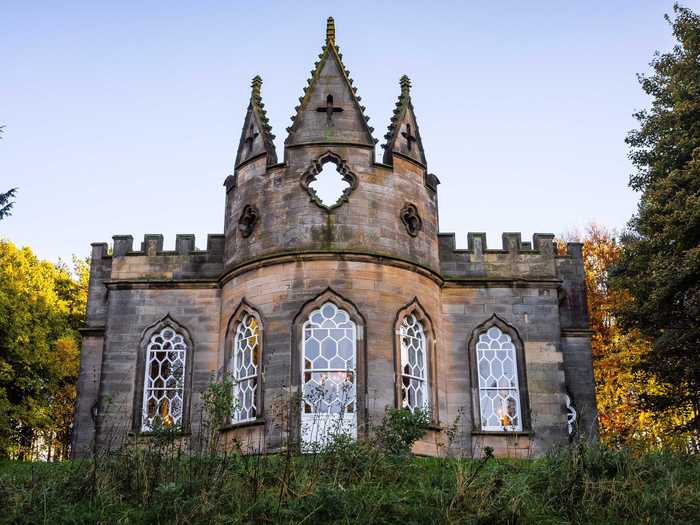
326,16,335,46
400,75,411,94
251,75,263,96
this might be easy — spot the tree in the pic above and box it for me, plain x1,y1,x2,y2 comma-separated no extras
612,4,700,443
0,241,87,459
0,126,18,221
574,224,690,450
0,188,18,221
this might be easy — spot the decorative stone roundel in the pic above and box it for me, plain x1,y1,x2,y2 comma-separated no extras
300,151,358,211
400,203,422,236
238,205,259,238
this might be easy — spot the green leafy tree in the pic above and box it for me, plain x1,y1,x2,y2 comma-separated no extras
0,241,88,459
613,4,700,444
0,126,18,221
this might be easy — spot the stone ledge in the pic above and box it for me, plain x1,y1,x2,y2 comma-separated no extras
79,326,105,336
220,418,266,431
104,279,219,290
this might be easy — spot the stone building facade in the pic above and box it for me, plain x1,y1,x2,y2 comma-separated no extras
72,18,597,458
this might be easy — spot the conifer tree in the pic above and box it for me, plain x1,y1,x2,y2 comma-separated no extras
0,126,17,221
613,4,700,441
0,188,17,221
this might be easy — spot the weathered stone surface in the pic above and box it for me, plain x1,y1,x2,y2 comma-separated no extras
72,17,597,459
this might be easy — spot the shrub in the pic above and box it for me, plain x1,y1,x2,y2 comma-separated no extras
373,407,431,456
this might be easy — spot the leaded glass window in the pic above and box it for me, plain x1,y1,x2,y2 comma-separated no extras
231,314,260,422
400,313,428,411
476,326,522,431
142,327,187,431
302,302,356,417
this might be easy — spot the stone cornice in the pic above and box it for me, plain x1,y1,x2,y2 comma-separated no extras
443,277,562,289
220,250,444,287
561,328,594,337
79,326,105,336
104,279,219,290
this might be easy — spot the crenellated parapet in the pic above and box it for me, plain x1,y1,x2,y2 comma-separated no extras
92,234,225,282
439,232,582,281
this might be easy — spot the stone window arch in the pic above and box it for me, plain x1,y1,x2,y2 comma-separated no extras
394,299,438,419
134,315,194,432
468,315,530,432
292,289,367,446
225,299,264,424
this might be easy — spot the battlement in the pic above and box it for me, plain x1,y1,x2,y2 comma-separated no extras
438,232,582,281
90,234,225,282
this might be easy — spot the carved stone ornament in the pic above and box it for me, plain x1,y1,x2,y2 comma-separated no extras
565,393,578,437
238,205,259,238
300,151,358,211
400,203,422,237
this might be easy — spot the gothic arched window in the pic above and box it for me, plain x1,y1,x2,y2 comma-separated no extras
302,302,357,416
296,295,361,448
230,313,261,422
394,299,437,419
474,323,523,431
399,313,428,411
141,326,188,431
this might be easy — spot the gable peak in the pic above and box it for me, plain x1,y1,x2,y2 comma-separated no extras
284,17,376,148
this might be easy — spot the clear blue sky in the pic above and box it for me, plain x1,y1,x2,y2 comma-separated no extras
2,1,696,263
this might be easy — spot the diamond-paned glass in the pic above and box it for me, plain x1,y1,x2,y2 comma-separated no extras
476,326,522,431
400,313,428,412
302,302,356,416
231,314,260,422
142,327,187,431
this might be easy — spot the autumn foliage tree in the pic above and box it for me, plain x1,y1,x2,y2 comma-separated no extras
572,224,691,450
0,240,88,459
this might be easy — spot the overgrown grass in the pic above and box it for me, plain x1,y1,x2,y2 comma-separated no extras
0,441,698,524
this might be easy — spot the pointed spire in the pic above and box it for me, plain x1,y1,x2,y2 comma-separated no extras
285,17,376,148
382,75,427,167
235,75,278,168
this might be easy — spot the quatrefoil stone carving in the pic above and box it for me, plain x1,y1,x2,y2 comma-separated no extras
238,205,259,238
400,203,422,237
300,151,358,211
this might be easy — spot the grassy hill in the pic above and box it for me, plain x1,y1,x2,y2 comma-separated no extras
1,440,698,524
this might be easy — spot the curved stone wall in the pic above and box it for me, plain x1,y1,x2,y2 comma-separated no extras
224,146,440,274
218,254,443,451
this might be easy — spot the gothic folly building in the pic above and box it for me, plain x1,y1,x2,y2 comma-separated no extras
72,18,597,458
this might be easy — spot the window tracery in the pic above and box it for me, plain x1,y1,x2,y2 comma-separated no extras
230,313,260,422
475,326,522,431
142,327,187,431
302,302,357,417
399,313,428,411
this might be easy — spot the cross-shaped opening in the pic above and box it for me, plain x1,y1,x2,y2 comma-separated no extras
244,124,259,153
401,123,417,151
316,93,343,125
309,160,350,208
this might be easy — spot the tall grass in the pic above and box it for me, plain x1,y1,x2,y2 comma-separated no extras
0,439,698,524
